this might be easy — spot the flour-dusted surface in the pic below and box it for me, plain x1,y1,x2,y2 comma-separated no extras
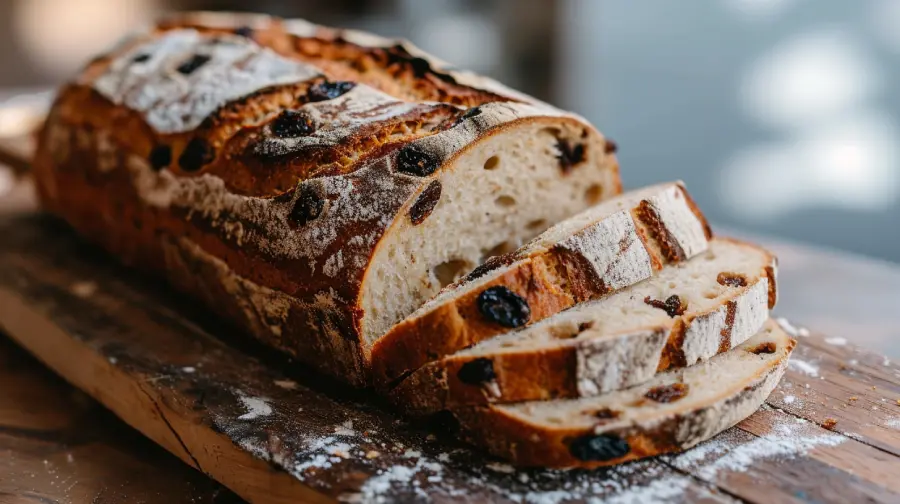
92,29,322,134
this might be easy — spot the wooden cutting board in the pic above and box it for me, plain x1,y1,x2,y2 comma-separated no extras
2,147,900,503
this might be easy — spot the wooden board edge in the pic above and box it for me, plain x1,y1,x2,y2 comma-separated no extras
0,286,333,504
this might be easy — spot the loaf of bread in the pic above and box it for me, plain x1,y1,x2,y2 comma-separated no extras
450,319,794,468
392,238,777,413
32,12,620,385
370,181,712,388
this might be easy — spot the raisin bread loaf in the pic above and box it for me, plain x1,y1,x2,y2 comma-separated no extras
370,182,711,388
32,12,620,385
451,319,794,468
392,238,776,413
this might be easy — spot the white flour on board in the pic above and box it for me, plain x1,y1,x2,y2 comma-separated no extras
788,359,819,378
236,391,272,420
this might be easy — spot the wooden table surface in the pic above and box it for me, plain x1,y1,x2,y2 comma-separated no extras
2,134,900,502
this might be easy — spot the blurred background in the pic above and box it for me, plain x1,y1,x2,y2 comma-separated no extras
0,0,898,262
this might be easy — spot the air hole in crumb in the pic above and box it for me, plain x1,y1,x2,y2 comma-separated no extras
481,241,515,262
483,155,500,170
495,195,516,208
550,327,579,339
748,342,777,354
527,219,548,231
541,127,562,137
547,416,563,424
584,184,603,204
500,341,516,348
703,291,718,299
433,259,472,288
668,282,677,289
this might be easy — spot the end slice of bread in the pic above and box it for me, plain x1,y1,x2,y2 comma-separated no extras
450,319,794,468
370,182,712,388
392,238,777,414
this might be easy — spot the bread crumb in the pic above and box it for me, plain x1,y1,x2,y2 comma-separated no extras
365,450,380,459
822,418,838,430
70,280,98,298
848,396,858,402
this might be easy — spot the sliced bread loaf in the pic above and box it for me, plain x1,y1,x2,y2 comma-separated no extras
34,13,622,385
392,238,777,413
450,319,794,468
370,182,712,387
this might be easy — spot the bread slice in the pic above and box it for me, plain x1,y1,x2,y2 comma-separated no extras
370,182,712,388
33,12,621,385
392,238,777,413
451,319,794,468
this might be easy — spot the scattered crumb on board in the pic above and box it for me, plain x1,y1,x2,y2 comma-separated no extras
69,280,98,298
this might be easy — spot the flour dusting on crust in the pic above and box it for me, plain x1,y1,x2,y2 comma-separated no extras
92,29,322,134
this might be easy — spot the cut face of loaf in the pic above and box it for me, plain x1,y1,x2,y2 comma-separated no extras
32,12,621,385
370,182,712,388
392,238,777,414
451,319,795,468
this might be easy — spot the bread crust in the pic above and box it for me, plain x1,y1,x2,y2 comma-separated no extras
33,13,620,385
371,183,712,388
391,239,776,413
449,322,795,468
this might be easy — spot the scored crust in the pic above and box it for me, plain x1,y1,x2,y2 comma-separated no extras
392,238,777,414
370,182,713,389
450,319,795,468
33,12,620,384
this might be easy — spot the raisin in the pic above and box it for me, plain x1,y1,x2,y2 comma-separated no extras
148,145,172,170
409,180,442,225
457,358,496,385
132,53,151,64
748,342,777,355
604,139,618,154
569,434,630,461
556,139,586,174
644,295,686,318
717,272,748,287
476,286,530,328
645,383,689,403
397,145,440,177
408,57,432,77
176,54,212,75
308,81,356,102
577,321,595,332
233,26,254,38
178,138,214,172
288,185,325,227
271,110,315,138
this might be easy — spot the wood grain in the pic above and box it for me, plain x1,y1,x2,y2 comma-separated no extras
0,335,241,504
